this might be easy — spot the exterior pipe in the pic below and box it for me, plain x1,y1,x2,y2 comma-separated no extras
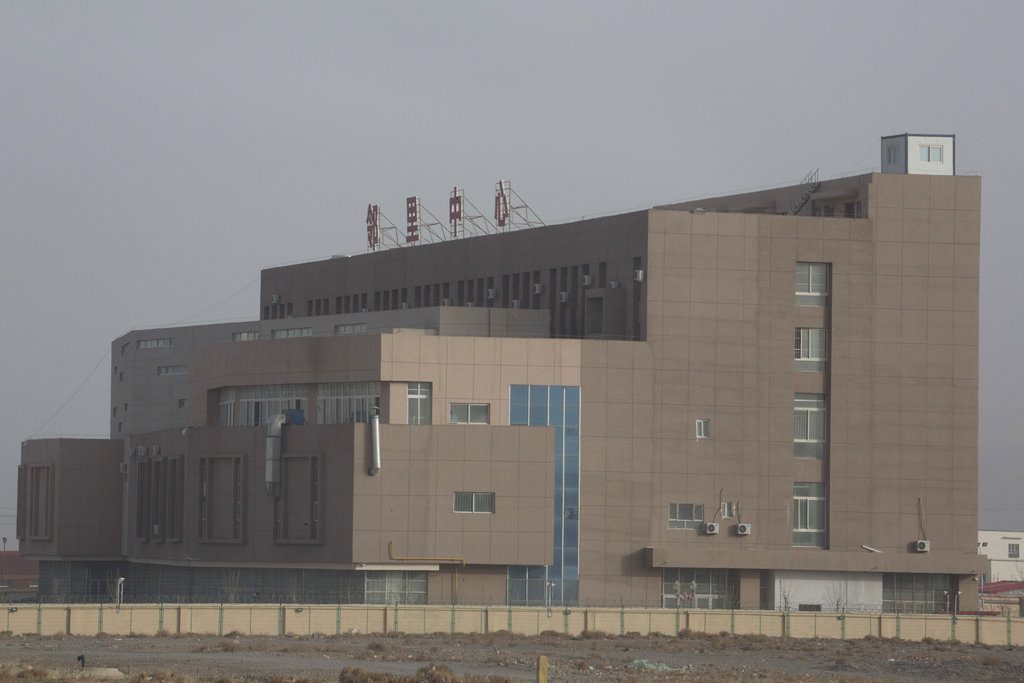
265,413,287,497
387,540,465,604
387,540,465,566
368,414,382,475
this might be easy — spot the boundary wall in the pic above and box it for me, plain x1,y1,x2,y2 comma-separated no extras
1,604,1021,646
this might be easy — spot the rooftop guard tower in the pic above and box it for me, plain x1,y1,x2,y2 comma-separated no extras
881,133,955,176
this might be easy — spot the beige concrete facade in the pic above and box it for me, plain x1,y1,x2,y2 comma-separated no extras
19,171,984,611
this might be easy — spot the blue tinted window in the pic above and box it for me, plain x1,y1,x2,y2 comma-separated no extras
510,385,529,425
507,383,582,606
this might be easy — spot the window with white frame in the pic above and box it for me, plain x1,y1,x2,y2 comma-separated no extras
317,382,380,424
721,501,736,519
795,263,829,306
232,331,258,341
239,384,307,426
334,322,367,336
450,403,489,424
919,145,943,163
364,570,427,605
271,327,312,339
695,419,710,439
157,365,187,376
793,482,826,547
453,491,495,513
794,393,827,458
794,328,828,371
407,382,431,425
1010,543,1020,559
669,503,704,530
218,388,236,427
137,337,172,349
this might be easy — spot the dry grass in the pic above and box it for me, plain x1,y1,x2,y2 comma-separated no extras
336,666,513,683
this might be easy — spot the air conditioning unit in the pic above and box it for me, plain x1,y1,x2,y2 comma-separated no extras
915,539,930,553
119,463,128,474
736,523,753,536
581,274,592,286
271,294,280,304
559,291,571,303
633,269,645,282
486,288,496,300
703,522,720,535
608,281,620,289
441,298,451,306
511,299,521,309
152,445,161,456
532,283,544,295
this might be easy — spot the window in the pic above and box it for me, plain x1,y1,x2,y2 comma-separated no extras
407,382,431,425
335,322,367,336
271,327,312,339
1010,543,1020,559
364,571,427,605
137,337,172,349
317,382,380,424
157,365,186,376
120,342,130,355
721,501,736,519
27,464,54,541
882,573,954,613
198,456,244,542
793,482,826,547
166,458,184,542
886,145,899,164
508,384,581,607
239,384,307,426
795,262,829,306
135,460,151,541
178,399,186,409
794,329,828,371
274,455,321,542
695,418,710,439
662,568,737,609
232,331,258,341
669,503,704,530
450,403,489,424
218,388,236,427
794,393,827,458
453,491,495,513
919,145,943,163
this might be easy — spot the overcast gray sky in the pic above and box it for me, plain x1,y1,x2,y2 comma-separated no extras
1,1,1022,547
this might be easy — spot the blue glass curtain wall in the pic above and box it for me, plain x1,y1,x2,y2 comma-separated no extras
507,384,580,606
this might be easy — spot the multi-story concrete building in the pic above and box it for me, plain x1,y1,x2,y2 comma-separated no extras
18,135,986,612
979,530,1024,582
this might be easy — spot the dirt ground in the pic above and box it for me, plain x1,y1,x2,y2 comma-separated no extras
0,630,1022,682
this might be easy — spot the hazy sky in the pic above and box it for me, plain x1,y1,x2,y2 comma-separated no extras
1,2,1022,547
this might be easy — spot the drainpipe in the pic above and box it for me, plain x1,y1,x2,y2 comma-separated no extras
368,414,381,475
265,413,286,497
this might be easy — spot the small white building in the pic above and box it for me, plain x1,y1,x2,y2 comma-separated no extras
881,133,955,175
979,529,1024,582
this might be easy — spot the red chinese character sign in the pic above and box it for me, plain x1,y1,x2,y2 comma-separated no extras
494,180,510,228
449,186,464,239
406,196,420,243
366,204,380,251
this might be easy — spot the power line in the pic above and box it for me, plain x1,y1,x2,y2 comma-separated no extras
27,274,259,439
29,348,110,438
176,276,259,324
